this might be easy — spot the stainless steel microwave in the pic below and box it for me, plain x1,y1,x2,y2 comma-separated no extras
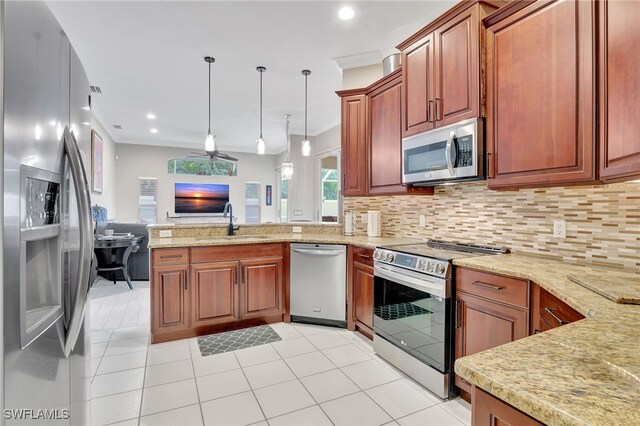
402,118,484,185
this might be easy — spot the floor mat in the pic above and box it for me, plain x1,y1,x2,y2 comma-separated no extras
197,324,282,356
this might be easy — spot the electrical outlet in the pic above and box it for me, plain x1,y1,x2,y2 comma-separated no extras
419,215,426,227
361,213,368,224
553,220,566,238
294,210,303,216
159,230,172,238
292,226,302,233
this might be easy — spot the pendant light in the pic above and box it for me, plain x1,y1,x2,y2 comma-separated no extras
256,66,267,155
282,114,294,180
204,56,216,152
301,69,311,156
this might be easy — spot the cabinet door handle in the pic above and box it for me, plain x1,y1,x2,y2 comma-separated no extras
342,173,346,189
183,270,187,290
544,307,568,326
435,97,441,121
356,253,371,260
428,100,433,123
486,152,492,179
456,300,462,328
234,266,239,285
242,265,247,285
472,280,504,291
160,254,182,259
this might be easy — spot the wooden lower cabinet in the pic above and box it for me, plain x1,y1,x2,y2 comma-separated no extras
347,246,375,339
191,261,239,327
151,244,286,343
472,387,542,426
455,268,529,395
530,283,584,334
241,257,283,319
152,265,189,333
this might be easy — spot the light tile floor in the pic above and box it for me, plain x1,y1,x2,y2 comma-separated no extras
89,279,471,426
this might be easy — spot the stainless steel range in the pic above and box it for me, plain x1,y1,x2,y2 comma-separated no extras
372,239,508,399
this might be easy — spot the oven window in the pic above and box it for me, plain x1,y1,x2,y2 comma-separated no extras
373,277,451,373
404,141,448,174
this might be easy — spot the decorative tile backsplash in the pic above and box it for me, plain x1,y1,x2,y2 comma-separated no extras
344,181,640,272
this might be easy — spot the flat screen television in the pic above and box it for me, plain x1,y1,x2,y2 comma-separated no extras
174,183,229,214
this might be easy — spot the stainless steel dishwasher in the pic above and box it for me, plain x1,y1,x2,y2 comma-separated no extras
290,243,347,327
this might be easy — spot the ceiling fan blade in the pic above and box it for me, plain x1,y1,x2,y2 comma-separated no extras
216,152,238,162
190,151,204,155
186,154,207,158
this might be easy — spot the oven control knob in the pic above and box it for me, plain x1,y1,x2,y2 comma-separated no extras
436,264,446,275
386,253,395,262
426,262,435,272
374,251,381,260
417,259,427,271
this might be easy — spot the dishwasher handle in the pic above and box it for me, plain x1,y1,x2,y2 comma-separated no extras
291,247,345,256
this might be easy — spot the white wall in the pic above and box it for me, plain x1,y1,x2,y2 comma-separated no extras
114,143,278,224
89,118,117,219
342,64,383,90
277,126,341,222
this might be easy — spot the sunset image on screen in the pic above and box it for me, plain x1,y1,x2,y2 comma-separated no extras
175,183,229,214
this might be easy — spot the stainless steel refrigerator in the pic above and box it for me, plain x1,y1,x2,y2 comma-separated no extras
3,1,94,424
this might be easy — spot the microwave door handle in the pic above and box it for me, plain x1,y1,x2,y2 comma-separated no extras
445,131,456,176
62,126,94,358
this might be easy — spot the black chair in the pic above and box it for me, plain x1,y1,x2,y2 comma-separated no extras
95,222,149,281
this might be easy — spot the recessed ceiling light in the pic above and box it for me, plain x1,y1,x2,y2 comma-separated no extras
81,106,91,111
81,122,91,126
150,128,158,134
146,113,156,120
338,6,355,20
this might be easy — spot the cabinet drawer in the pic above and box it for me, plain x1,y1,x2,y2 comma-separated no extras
152,248,189,266
456,268,528,309
538,286,584,328
352,246,374,267
191,243,283,263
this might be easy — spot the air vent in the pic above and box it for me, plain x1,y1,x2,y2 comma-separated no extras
113,124,122,130
90,85,102,94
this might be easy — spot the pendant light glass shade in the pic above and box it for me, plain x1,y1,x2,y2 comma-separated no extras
256,66,267,155
301,140,311,156
205,132,215,152
204,56,216,152
256,137,266,155
301,69,311,156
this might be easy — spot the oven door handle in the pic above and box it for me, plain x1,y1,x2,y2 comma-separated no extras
374,265,448,299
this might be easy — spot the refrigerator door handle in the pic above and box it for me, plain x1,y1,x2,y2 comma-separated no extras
62,126,94,358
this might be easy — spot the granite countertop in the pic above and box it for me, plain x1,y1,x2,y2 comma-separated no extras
452,254,640,426
148,233,421,250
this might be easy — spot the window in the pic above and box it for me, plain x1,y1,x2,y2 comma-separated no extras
279,173,288,223
245,182,261,224
320,155,339,222
138,177,158,224
168,158,237,176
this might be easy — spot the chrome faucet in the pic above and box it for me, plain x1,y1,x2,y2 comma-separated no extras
223,202,240,236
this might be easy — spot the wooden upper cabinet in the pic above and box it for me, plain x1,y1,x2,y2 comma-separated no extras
599,0,640,181
241,257,283,319
191,261,239,327
369,72,403,194
152,265,189,333
435,6,479,126
339,92,368,196
485,0,596,189
402,34,436,137
398,1,502,138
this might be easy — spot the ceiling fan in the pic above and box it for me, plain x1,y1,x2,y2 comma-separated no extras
189,56,238,164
